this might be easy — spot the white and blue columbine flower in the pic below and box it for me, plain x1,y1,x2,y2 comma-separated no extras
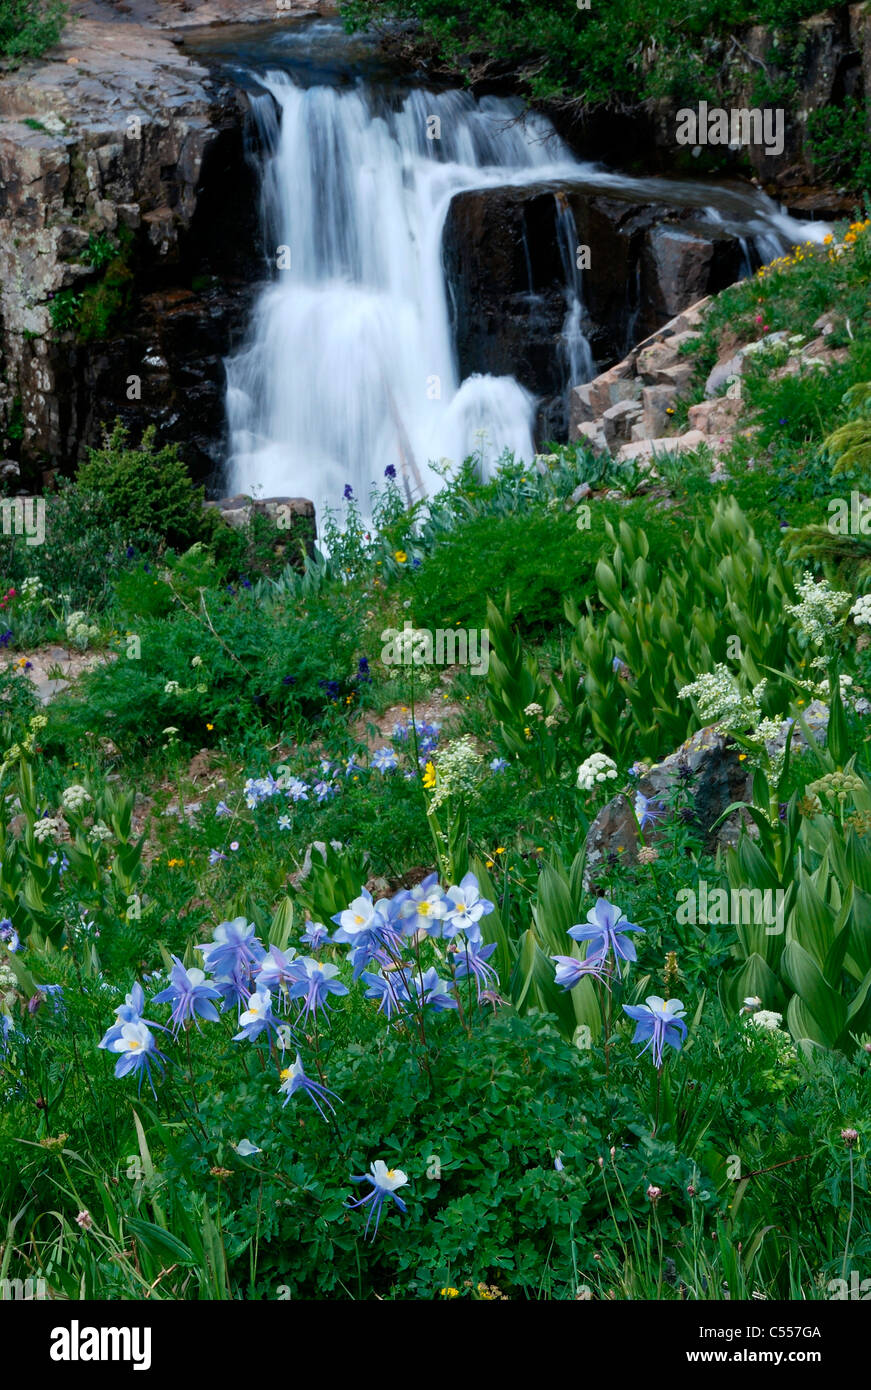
396,874,447,938
441,872,494,943
568,898,644,978
287,958,349,1024
108,1021,166,1094
152,957,222,1035
622,995,688,1068
451,940,499,1000
371,747,399,773
347,1160,408,1240
278,1053,340,1120
233,988,279,1042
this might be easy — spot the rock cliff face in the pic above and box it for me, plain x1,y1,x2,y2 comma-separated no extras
443,180,746,439
0,3,309,487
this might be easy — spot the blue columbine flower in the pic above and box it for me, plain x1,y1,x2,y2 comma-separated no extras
108,1021,166,1095
634,791,664,832
409,966,457,1012
347,1160,408,1240
396,874,447,938
209,849,227,865
313,780,336,803
551,950,609,990
361,966,411,1020
568,898,645,978
442,872,494,944
198,918,264,983
622,995,688,1067
331,889,377,943
371,746,398,773
451,939,499,1000
215,801,232,819
286,777,309,802
98,983,163,1050
152,956,222,1035
278,1053,340,1120
300,921,329,951
489,757,508,772
0,919,21,952
286,958,348,1023
233,987,279,1042
255,944,304,1005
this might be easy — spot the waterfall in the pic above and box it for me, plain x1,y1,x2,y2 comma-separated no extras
224,52,830,520
225,79,585,517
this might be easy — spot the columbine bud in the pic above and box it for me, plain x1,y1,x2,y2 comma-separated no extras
841,1128,859,1148
646,1185,662,1203
609,1146,616,1159
687,1184,697,1197
863,1042,871,1055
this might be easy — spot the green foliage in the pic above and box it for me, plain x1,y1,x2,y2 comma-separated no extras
807,99,871,198
342,0,828,107
0,0,65,63
77,422,206,550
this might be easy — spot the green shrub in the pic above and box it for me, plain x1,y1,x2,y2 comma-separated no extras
0,0,65,63
77,422,207,550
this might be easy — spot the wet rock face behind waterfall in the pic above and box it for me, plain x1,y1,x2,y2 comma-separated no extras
442,182,745,440
0,22,265,488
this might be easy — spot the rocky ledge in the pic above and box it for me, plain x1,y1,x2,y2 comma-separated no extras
567,298,849,474
0,1,321,487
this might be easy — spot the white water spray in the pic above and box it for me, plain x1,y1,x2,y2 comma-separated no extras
225,66,828,520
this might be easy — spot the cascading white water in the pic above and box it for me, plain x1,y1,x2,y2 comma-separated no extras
225,59,830,520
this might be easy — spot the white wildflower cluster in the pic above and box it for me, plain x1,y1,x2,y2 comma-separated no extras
87,822,113,844
755,716,789,783
428,736,480,812
66,611,99,649
20,576,43,606
34,816,61,844
61,784,92,815
164,678,207,696
524,702,544,719
677,664,766,734
576,752,618,792
808,672,854,698
787,572,851,646
0,959,16,1010
850,594,871,628
749,1009,784,1031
